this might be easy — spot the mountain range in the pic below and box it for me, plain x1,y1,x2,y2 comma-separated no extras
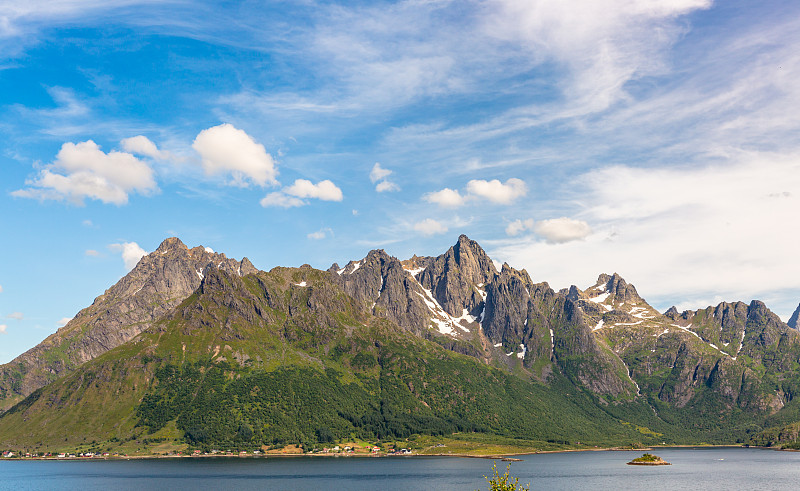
2,235,800,453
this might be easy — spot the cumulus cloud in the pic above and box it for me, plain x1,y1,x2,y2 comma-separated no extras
12,140,157,205
0,324,6,335
534,218,592,244
120,135,172,160
414,218,448,236
261,179,343,208
284,179,343,201
465,178,527,204
425,178,527,207
307,227,333,240
6,312,23,320
506,218,535,236
57,317,72,327
192,123,278,187
423,188,465,208
109,241,147,270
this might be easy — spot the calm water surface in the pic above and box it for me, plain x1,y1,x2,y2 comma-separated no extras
1,447,799,490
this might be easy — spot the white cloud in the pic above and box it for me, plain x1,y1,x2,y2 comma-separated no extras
85,249,100,257
414,218,448,236
307,227,333,240
425,178,527,207
284,179,343,201
369,163,392,183
375,180,400,192
12,140,157,205
204,246,214,253
6,312,23,320
262,179,343,207
109,241,147,270
506,218,535,236
534,218,592,244
369,163,400,192
494,153,800,316
487,0,712,114
423,188,465,208
465,178,527,204
57,317,72,327
192,123,278,187
120,135,172,160
0,284,3,293
260,192,305,208
0,325,6,335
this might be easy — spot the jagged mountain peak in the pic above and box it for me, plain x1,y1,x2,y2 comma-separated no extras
589,273,641,303
0,237,259,411
329,248,395,276
789,303,800,329
155,236,188,253
417,235,498,317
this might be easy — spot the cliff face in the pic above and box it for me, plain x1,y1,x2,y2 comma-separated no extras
0,238,257,411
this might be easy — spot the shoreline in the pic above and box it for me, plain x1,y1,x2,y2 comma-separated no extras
1,443,777,462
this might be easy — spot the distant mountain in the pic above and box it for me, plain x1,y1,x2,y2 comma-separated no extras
0,238,257,411
3,235,800,452
789,303,800,329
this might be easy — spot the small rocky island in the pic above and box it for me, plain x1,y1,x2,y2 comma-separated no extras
627,453,671,466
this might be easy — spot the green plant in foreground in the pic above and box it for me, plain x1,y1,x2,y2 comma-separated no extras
484,463,530,491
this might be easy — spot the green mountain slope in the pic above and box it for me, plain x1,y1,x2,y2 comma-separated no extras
0,266,654,453
4,238,800,454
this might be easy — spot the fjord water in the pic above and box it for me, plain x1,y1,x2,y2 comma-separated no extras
2,448,799,490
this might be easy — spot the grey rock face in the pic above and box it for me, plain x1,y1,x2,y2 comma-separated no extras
482,266,529,342
596,273,642,303
418,234,498,317
787,303,800,330
0,238,258,411
329,249,432,335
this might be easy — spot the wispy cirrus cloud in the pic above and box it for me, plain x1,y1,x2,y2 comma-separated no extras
493,152,800,317
414,218,448,236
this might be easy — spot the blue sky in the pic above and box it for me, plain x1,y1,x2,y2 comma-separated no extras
2,0,800,363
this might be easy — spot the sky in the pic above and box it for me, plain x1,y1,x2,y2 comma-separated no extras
2,0,800,364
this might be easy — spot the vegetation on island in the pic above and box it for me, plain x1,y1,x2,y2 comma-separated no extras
627,453,669,465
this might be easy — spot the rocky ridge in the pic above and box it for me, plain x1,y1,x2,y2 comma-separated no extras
3,234,800,433
0,238,257,411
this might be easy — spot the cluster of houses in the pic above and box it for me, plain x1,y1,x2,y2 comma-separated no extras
1,451,114,459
